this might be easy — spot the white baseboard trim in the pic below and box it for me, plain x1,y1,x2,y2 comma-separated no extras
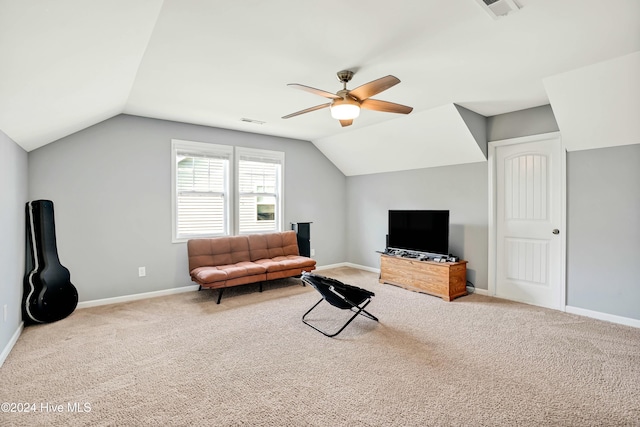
315,262,381,274
565,305,640,329
1,321,24,368
314,262,349,271
77,285,200,309
76,263,494,310
345,262,380,273
470,288,489,296
77,263,378,309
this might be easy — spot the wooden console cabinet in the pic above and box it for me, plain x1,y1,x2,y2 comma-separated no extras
379,255,467,301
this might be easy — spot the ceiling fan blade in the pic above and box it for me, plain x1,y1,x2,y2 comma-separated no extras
349,75,400,101
287,84,340,99
361,98,413,114
339,119,353,127
282,103,330,119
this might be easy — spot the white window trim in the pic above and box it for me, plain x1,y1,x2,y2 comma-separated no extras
234,146,285,235
171,139,234,243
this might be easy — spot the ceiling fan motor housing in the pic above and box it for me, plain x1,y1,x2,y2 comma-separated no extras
336,70,355,84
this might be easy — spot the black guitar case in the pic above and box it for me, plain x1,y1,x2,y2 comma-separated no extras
23,200,78,324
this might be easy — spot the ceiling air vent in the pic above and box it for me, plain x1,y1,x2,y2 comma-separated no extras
240,118,265,125
475,0,521,19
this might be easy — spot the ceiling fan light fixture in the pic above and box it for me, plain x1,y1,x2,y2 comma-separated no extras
283,72,411,124
330,98,360,120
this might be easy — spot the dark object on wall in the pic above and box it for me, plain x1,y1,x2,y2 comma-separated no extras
291,222,312,258
300,272,378,337
23,200,78,324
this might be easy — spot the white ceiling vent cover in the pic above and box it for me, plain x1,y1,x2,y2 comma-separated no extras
475,0,522,19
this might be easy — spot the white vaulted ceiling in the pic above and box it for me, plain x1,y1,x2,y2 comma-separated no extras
544,51,640,152
0,0,638,175
0,0,164,149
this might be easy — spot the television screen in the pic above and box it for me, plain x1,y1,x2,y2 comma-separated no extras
388,210,449,255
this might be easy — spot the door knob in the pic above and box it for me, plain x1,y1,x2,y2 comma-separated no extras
552,229,560,235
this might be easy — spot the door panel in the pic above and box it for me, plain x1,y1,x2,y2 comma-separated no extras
496,137,562,309
505,238,548,285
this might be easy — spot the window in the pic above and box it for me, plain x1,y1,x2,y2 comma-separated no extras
236,147,284,235
171,140,232,242
171,141,284,241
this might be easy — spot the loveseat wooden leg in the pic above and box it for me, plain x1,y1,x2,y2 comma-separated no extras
259,282,263,292
216,288,224,304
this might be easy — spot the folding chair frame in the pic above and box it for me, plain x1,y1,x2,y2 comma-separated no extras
301,283,379,337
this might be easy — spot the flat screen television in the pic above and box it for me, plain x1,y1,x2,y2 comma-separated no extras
388,210,449,256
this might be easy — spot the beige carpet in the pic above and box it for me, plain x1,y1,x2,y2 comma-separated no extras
1,267,639,426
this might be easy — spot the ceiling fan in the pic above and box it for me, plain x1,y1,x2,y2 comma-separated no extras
282,70,413,127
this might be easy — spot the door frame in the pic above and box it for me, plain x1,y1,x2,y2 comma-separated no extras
488,131,567,311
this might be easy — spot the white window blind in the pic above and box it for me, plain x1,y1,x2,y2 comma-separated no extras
171,140,232,241
171,141,284,241
236,148,284,235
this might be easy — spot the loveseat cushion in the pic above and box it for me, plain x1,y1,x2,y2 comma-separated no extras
254,255,317,272
191,261,267,285
190,266,228,284
248,231,299,261
217,261,267,279
188,235,251,271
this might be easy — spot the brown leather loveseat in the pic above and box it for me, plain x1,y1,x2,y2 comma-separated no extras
187,230,316,303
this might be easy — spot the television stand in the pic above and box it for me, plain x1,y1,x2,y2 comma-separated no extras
379,254,467,301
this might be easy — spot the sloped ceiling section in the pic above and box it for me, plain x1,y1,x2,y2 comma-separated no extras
0,0,164,152
544,51,640,152
313,104,487,176
0,0,639,179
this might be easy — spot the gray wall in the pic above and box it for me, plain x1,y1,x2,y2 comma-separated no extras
0,131,28,358
487,104,559,141
456,104,488,158
28,115,346,302
346,162,489,290
567,144,640,319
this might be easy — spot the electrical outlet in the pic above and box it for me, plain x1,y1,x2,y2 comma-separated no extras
310,249,316,256
3,304,7,322
138,267,146,277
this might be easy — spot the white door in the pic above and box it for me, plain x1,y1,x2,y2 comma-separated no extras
495,136,563,309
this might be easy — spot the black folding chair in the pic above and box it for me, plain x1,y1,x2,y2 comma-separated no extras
300,272,378,337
